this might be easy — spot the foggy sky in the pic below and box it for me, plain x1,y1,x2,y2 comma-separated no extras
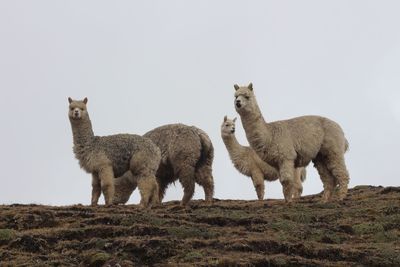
1,1,399,205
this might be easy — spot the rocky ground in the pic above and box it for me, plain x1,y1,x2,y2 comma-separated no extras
0,186,399,266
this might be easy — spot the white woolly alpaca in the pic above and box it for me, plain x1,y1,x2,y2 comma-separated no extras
68,97,161,208
233,83,350,203
221,116,306,200
113,124,214,207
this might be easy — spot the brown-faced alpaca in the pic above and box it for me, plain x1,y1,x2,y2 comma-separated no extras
221,116,306,200
113,124,214,207
68,97,161,208
233,83,350,203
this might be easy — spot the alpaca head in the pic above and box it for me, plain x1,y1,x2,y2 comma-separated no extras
221,115,237,137
68,97,89,121
233,83,257,115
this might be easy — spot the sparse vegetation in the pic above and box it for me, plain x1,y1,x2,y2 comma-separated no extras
353,222,385,235
0,229,15,244
167,226,218,239
183,251,203,261
0,186,399,266
83,251,111,267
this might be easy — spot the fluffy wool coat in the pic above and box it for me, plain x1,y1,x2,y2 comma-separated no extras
221,116,306,200
113,124,214,206
233,84,349,202
68,97,161,208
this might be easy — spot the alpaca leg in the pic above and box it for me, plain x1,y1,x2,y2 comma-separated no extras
195,165,214,203
279,161,296,203
149,176,160,206
113,171,137,205
325,155,350,201
313,161,335,203
98,166,115,206
136,174,159,209
157,178,169,204
179,166,196,207
91,174,101,206
282,183,293,203
202,177,214,203
292,168,304,199
252,171,265,200
130,150,161,209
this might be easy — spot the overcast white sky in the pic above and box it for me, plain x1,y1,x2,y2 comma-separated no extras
1,1,399,205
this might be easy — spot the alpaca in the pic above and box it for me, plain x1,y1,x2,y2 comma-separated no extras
233,83,350,203
68,97,161,208
221,116,306,200
113,124,214,207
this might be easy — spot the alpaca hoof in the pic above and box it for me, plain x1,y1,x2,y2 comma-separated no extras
292,191,302,199
285,198,293,204
180,204,191,210
336,189,348,201
321,191,333,203
204,199,213,206
255,200,264,207
285,201,294,207
139,204,151,210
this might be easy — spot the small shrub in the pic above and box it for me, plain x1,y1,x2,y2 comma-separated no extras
183,251,203,262
270,219,297,232
353,223,384,235
284,212,314,224
320,232,342,244
0,229,16,244
373,230,399,243
84,251,111,267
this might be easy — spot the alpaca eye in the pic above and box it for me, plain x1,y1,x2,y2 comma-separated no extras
245,96,250,100
70,107,74,111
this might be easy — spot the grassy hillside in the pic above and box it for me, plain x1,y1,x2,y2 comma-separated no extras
0,186,399,266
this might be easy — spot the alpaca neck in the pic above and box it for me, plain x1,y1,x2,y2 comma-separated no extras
70,116,95,147
240,102,272,146
222,133,243,154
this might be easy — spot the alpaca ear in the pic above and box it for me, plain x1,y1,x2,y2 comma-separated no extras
234,84,240,91
248,83,253,91
83,97,88,104
224,115,227,122
68,97,73,104
233,117,237,123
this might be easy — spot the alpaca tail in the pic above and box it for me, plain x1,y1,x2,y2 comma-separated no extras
194,127,214,167
345,139,350,153
193,127,215,199
300,167,307,183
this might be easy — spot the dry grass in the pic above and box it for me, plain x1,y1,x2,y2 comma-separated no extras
0,186,399,266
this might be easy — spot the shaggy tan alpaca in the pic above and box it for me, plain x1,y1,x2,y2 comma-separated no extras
68,97,161,208
113,124,214,207
221,116,306,200
233,83,350,203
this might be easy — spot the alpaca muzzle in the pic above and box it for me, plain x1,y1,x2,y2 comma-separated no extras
235,100,242,109
73,111,81,119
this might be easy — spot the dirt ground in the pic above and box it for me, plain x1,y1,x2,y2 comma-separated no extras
0,185,399,266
